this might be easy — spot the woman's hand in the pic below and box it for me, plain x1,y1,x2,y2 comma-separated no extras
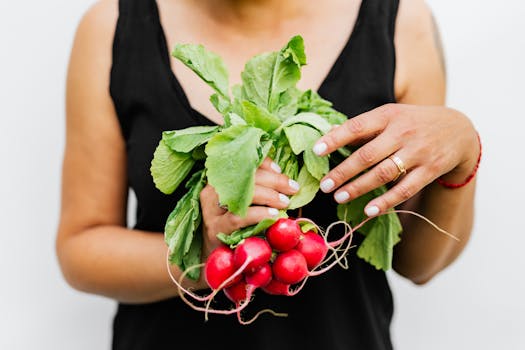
313,104,479,217
200,158,300,258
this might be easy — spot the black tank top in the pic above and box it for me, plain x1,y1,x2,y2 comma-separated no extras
110,1,399,349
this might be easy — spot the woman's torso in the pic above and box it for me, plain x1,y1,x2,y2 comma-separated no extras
110,0,399,349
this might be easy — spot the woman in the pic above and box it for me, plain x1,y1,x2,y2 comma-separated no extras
57,0,479,349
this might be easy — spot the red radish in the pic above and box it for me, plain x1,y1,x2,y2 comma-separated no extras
204,246,241,289
261,279,292,296
224,281,249,304
266,218,302,251
245,263,272,288
272,249,308,284
233,237,272,273
296,231,329,269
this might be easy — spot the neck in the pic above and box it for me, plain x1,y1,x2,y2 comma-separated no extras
196,0,306,33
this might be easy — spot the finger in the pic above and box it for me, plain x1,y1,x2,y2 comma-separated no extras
312,104,394,156
362,168,433,217
200,185,227,216
259,157,282,173
252,185,290,209
222,206,280,232
255,169,300,195
319,132,400,193
332,152,415,204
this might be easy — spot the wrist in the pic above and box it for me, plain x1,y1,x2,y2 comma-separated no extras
437,130,481,188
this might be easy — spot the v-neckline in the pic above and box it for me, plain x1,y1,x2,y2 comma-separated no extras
154,0,366,126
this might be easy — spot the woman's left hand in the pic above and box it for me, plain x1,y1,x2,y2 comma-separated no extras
312,103,479,217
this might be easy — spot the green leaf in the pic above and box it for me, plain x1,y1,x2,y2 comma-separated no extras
217,211,288,246
283,124,316,155
205,125,266,217
150,139,195,194
164,170,206,275
182,225,203,280
240,36,306,112
284,124,328,180
288,166,319,210
275,87,301,120
268,36,307,111
172,44,230,98
241,52,277,109
273,141,299,180
162,126,219,153
210,93,231,114
241,100,281,132
337,186,402,271
357,212,402,270
298,89,348,125
224,112,246,127
281,112,332,134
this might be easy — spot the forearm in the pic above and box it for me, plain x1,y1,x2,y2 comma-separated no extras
56,225,208,303
393,178,475,284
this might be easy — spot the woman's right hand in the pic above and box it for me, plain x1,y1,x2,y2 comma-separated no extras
200,158,300,259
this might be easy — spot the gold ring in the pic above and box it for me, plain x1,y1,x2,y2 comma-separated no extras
388,155,407,182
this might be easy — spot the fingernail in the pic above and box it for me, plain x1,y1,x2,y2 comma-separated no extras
312,142,327,156
268,208,279,216
320,178,335,192
279,193,290,205
289,179,300,191
334,191,350,203
365,206,380,217
270,162,282,173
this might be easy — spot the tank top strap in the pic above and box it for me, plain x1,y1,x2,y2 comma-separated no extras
110,0,201,140
319,0,400,118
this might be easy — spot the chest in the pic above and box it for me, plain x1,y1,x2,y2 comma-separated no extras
156,0,363,123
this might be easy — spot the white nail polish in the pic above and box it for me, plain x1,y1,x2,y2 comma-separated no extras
271,162,282,173
268,208,279,216
335,191,350,203
289,179,300,191
279,193,290,205
312,142,327,156
365,206,380,217
320,178,335,192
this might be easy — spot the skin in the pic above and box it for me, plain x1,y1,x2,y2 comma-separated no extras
56,0,478,303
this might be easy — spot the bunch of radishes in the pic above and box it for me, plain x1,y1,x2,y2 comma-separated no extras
209,218,329,302
170,217,354,323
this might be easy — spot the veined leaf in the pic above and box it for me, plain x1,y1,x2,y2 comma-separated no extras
172,44,230,98
281,112,332,134
162,126,219,153
288,166,319,210
150,139,195,194
298,89,348,125
205,125,266,217
241,100,281,132
241,36,306,112
165,170,206,278
337,186,402,271
284,124,328,180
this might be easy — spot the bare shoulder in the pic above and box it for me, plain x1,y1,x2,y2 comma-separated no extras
394,0,446,104
61,0,127,236
76,0,118,41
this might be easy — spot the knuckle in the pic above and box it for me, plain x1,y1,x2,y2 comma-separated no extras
375,164,395,183
330,166,347,184
344,117,365,135
394,183,413,201
356,146,376,166
381,103,401,119
344,183,361,198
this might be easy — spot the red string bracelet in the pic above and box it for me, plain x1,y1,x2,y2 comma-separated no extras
436,132,482,189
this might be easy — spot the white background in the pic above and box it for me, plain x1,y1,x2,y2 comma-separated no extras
1,0,524,349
